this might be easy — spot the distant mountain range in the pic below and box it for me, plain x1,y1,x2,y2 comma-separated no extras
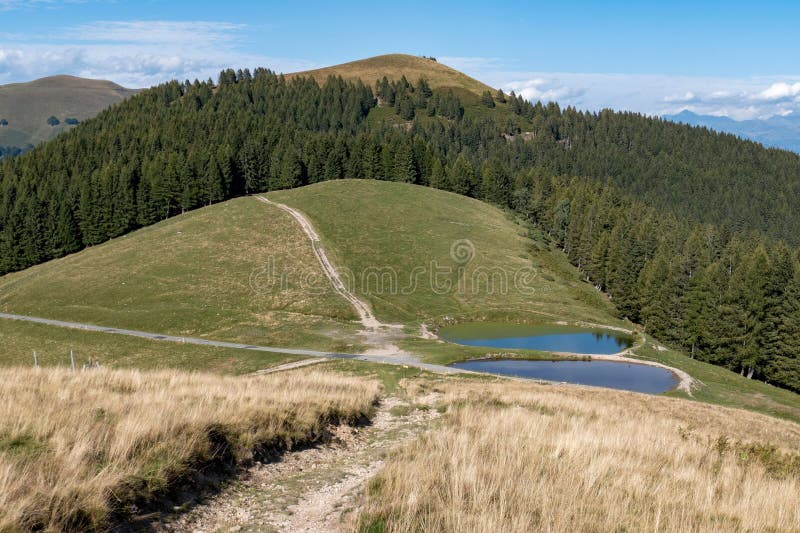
663,110,800,154
0,75,138,155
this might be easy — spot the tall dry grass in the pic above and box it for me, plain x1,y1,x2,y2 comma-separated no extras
360,381,800,532
0,367,379,531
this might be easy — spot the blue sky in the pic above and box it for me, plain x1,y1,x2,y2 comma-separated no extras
2,0,799,119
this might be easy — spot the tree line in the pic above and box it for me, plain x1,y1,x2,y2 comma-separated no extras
1,70,800,390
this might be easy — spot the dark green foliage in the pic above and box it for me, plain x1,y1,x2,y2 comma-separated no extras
480,90,495,108
3,67,800,392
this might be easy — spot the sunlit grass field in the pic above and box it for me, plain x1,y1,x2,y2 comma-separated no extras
270,180,620,327
359,378,800,532
0,367,379,531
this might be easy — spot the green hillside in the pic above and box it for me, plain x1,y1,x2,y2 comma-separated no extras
269,180,618,325
0,196,358,351
3,180,800,423
0,180,619,347
0,75,137,149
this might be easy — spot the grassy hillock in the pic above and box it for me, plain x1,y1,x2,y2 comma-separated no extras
288,54,494,95
1,180,621,351
0,75,137,149
270,180,619,327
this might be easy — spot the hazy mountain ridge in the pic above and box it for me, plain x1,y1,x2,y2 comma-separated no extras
664,109,800,153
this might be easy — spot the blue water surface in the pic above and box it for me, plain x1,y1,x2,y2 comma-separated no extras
450,359,677,394
447,331,632,354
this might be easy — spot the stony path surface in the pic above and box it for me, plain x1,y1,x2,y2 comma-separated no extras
156,393,443,533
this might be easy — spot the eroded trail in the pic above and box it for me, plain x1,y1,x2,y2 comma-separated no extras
158,393,442,532
255,196,381,331
255,195,415,359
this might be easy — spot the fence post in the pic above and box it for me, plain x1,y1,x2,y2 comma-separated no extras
70,350,75,372
33,351,38,368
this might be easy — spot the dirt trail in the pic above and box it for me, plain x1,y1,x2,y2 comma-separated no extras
255,195,414,359
255,196,381,331
157,393,442,532
251,358,326,375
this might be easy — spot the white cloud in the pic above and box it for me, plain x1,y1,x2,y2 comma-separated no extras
0,0,87,11
504,78,586,104
757,82,800,101
663,91,696,103
70,20,246,45
0,20,318,87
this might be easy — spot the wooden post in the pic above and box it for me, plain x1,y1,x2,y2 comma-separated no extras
70,350,75,372
33,351,38,368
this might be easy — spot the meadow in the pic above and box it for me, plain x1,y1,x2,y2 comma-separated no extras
0,196,359,351
359,378,800,532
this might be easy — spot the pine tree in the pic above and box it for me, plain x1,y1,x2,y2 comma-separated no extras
393,142,416,183
448,155,475,195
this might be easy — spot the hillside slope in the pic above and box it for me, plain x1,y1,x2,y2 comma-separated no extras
288,53,495,95
0,196,358,351
0,180,620,349
269,180,617,325
0,75,138,149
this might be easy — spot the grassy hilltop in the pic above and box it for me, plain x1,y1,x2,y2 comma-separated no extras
288,53,495,95
0,181,617,356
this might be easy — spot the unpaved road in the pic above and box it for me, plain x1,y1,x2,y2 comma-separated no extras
157,393,443,532
0,312,461,374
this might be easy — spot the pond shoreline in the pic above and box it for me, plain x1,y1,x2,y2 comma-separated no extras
433,321,695,394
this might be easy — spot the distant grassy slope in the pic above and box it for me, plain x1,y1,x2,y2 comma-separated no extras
270,180,621,327
288,54,495,95
0,75,138,148
0,197,358,351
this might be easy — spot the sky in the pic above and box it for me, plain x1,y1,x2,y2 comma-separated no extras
1,0,799,120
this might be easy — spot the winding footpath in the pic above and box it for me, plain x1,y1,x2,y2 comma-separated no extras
255,195,382,330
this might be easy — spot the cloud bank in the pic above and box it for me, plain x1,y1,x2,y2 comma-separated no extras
451,60,800,120
0,20,318,87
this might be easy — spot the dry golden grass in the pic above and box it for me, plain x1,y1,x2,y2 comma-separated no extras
359,380,800,532
287,54,495,95
0,367,379,531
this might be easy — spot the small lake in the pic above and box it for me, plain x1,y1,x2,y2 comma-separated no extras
450,359,677,394
440,323,634,355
